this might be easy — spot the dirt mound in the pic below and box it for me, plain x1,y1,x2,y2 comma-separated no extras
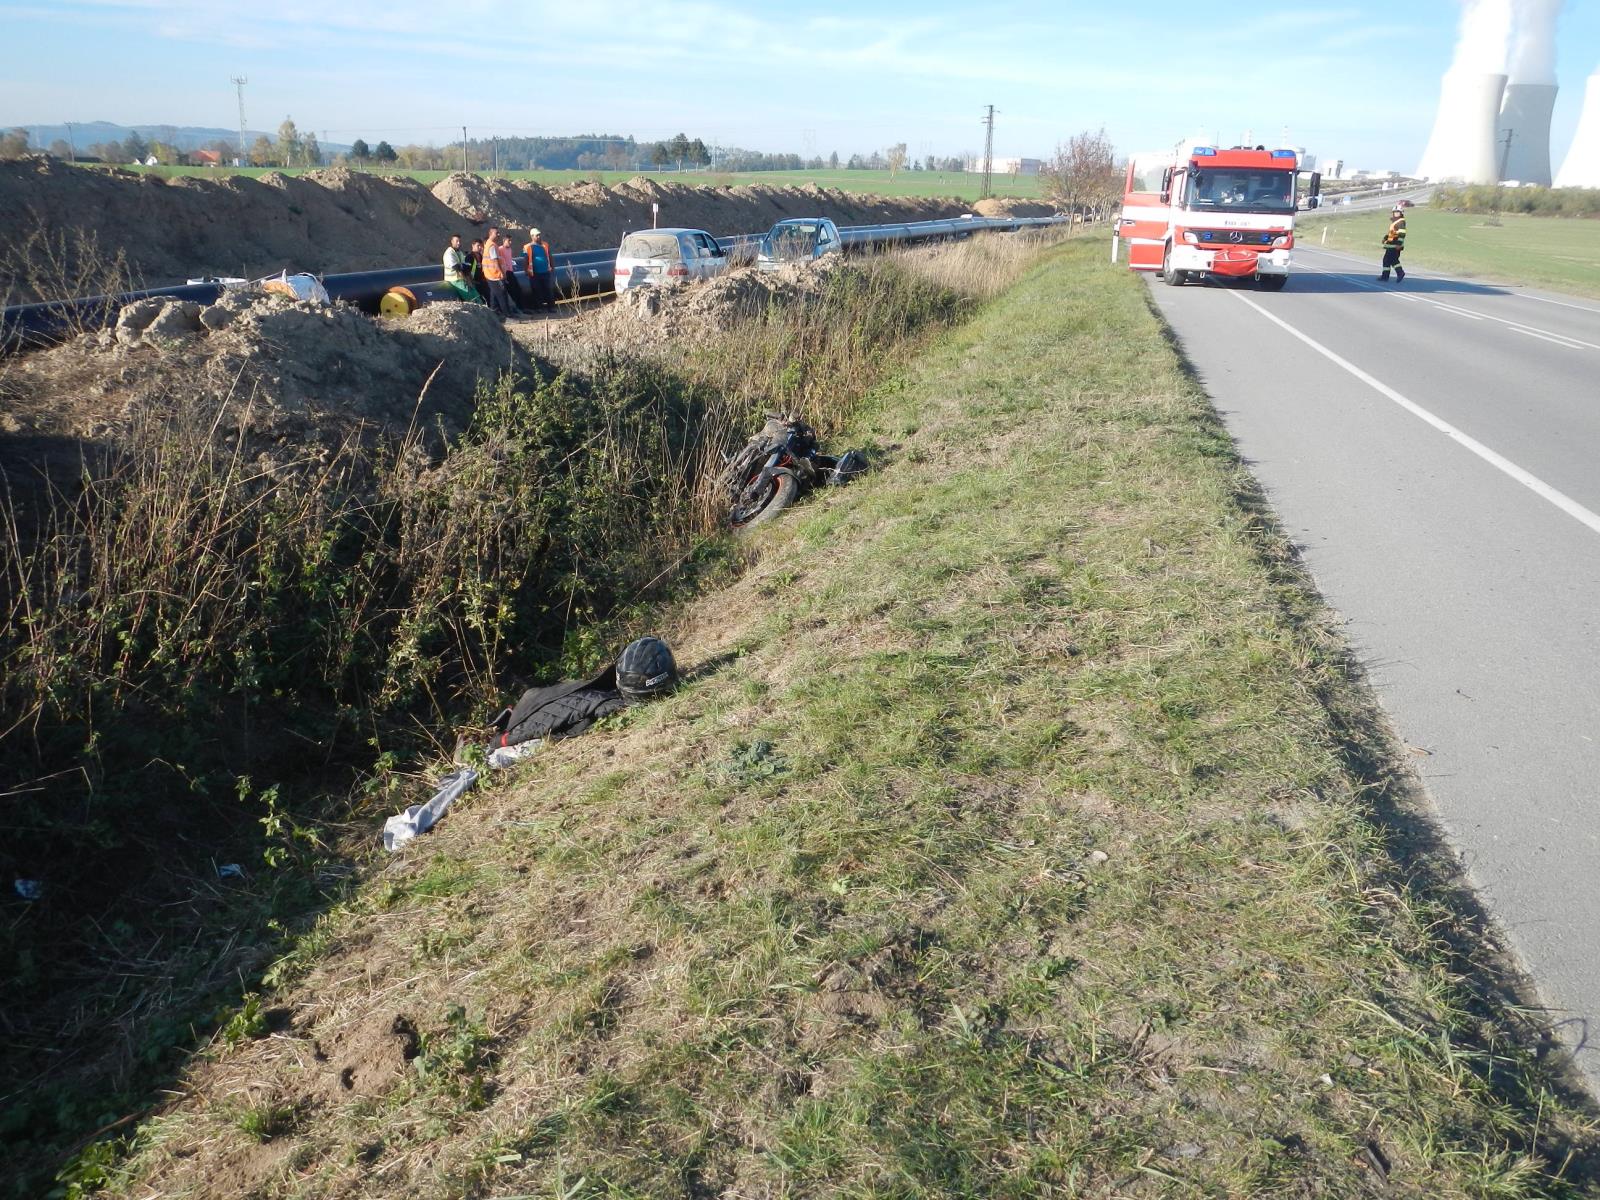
0,157,467,300
530,259,843,357
424,174,976,264
2,287,529,453
312,1011,421,1100
973,196,1057,218
0,156,977,301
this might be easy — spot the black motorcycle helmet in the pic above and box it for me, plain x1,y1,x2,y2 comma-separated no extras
616,636,678,703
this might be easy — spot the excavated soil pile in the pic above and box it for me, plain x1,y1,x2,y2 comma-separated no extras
0,157,979,301
1,287,529,455
0,158,460,299
431,174,971,256
530,260,846,357
972,196,1056,218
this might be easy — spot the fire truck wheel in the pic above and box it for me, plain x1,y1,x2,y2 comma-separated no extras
1161,246,1186,286
1258,275,1288,291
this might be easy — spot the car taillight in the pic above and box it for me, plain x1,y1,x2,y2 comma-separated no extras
667,266,689,277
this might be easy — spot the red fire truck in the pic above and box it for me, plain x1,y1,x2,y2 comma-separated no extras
1114,145,1320,289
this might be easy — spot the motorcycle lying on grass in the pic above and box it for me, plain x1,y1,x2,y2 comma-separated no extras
719,416,868,529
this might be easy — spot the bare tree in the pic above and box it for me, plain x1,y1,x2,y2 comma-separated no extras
1042,128,1120,224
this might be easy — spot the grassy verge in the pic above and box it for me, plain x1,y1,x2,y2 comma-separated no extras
2,251,1007,1198
1298,206,1600,297
74,162,1045,201
87,240,1598,1197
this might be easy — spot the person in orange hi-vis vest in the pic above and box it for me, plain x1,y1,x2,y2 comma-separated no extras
1379,207,1407,283
493,228,526,311
480,233,516,318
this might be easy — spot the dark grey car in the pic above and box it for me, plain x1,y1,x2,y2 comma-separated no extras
756,218,843,271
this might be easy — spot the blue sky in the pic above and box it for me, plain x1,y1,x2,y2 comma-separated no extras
2,0,1598,171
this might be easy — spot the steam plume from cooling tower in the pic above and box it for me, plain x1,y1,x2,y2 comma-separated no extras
1507,0,1562,85
1450,0,1515,74
1416,0,1543,182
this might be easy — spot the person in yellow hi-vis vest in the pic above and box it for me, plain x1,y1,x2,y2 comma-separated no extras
442,234,480,302
1379,206,1407,283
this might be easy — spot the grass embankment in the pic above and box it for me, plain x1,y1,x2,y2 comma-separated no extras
1298,206,1600,298
77,162,1045,201
3,245,1033,1198
90,241,1597,1197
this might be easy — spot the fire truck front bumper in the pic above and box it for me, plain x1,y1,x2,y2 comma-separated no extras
1170,245,1290,277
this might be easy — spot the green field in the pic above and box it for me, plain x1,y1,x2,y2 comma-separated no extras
1297,206,1600,298
77,162,1046,202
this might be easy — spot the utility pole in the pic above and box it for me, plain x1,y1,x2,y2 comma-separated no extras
980,104,997,200
492,134,499,175
65,121,76,162
461,126,469,174
231,76,248,165
1496,127,1514,212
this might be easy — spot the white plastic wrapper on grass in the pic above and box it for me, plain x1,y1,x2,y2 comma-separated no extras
382,768,479,852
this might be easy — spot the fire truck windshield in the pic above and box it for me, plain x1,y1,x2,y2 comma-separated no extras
1187,169,1295,214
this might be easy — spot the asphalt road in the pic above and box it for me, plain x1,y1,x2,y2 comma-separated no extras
1146,244,1600,1088
1322,184,1433,213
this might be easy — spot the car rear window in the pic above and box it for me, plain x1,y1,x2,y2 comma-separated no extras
619,233,682,261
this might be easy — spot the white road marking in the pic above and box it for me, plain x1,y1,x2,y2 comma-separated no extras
1297,247,1600,316
1430,302,1484,320
1515,292,1600,316
1295,262,1598,350
1230,290,1600,538
1510,325,1588,350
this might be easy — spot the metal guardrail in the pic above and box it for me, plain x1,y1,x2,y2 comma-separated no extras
1,214,1069,349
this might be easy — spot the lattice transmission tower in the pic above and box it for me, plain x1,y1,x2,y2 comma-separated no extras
980,104,997,200
232,76,248,165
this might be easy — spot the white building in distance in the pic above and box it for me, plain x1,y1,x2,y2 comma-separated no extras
965,156,1042,175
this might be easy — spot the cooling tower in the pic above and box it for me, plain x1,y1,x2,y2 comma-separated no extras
1417,71,1508,183
1497,82,1557,184
1554,74,1600,188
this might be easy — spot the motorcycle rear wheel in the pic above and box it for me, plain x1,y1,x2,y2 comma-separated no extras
731,468,800,529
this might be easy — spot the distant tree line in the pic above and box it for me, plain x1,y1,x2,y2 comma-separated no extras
1433,184,1600,218
4,120,1003,180
322,132,970,175
0,119,329,168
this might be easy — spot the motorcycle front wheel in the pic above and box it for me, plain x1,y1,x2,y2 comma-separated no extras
730,468,800,529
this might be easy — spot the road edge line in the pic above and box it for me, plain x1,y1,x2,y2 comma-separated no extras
1230,290,1600,537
